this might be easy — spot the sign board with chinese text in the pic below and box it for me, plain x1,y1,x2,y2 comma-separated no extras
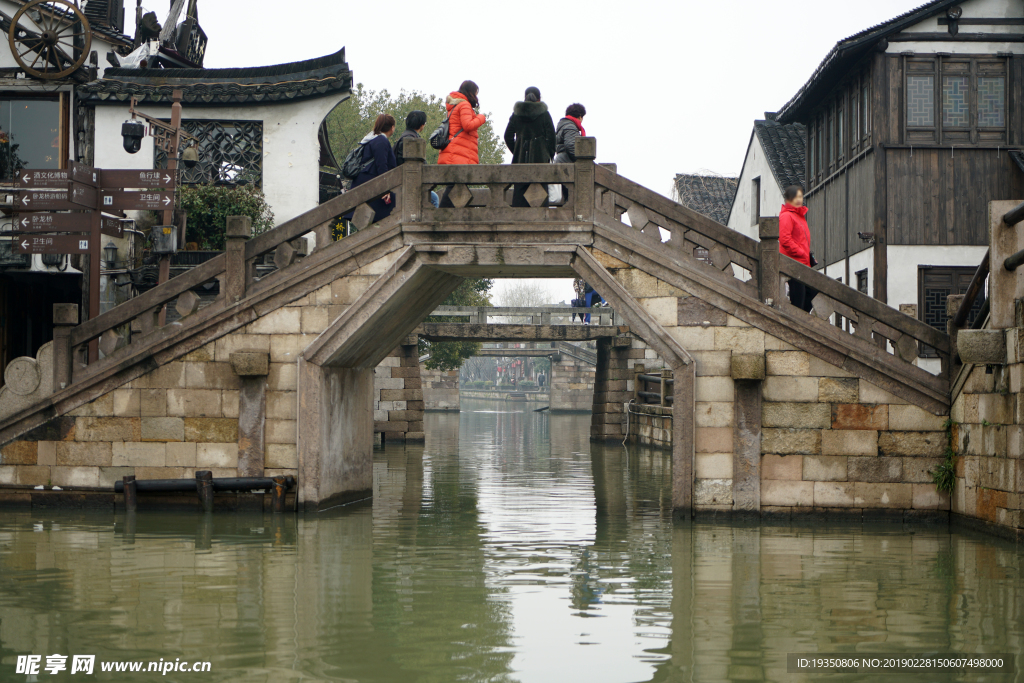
16,190,79,211
14,234,90,254
14,213,91,233
17,169,68,188
99,190,173,211
101,169,176,189
69,161,99,187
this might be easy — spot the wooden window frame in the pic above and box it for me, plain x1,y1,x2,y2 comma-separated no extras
903,55,1007,146
751,176,761,226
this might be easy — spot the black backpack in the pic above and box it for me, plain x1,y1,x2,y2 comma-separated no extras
429,114,463,150
341,141,374,179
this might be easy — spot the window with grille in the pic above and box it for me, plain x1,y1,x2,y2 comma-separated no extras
905,57,1007,145
155,120,263,187
918,266,984,358
856,269,868,294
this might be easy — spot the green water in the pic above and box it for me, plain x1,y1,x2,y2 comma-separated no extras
0,399,1022,682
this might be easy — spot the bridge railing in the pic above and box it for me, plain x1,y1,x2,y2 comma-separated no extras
430,305,618,326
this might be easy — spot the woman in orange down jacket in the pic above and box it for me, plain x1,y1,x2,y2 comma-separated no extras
778,184,817,312
437,80,486,206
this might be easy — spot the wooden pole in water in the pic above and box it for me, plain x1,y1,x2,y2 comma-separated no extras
122,475,137,512
195,470,213,513
271,476,287,513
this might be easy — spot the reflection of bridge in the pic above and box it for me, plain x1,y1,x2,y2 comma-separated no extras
0,136,952,518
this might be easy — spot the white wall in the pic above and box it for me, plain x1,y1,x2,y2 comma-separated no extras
725,134,784,242
93,93,348,226
888,0,1024,54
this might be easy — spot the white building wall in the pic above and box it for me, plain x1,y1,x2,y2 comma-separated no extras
725,136,785,242
93,93,348,227
887,0,1024,54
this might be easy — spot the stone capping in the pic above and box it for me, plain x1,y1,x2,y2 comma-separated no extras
731,353,766,380
957,329,1006,365
230,352,270,377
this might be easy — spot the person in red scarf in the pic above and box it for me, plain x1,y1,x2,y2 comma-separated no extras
554,103,586,163
778,185,817,312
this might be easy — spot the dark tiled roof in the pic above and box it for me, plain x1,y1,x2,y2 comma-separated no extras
78,48,352,106
754,119,806,189
777,0,960,123
674,174,738,225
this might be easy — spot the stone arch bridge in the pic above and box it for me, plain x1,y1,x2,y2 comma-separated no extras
0,138,951,516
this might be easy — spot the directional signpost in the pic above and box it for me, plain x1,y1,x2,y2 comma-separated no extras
16,235,91,254
7,160,179,359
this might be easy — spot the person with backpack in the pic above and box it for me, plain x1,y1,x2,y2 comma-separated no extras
504,86,556,207
344,113,398,226
437,80,486,207
394,110,439,207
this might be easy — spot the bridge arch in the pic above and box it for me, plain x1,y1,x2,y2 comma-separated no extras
295,244,695,510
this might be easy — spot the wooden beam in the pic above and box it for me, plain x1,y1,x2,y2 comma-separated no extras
889,32,1024,41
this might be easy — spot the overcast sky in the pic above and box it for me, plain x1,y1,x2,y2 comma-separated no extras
196,0,925,302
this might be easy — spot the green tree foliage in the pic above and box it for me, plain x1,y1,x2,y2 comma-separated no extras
325,83,506,166
422,278,493,371
175,182,275,250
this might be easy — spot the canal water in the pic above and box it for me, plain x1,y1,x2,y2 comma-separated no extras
1,398,1022,682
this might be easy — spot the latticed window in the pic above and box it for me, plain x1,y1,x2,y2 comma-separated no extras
918,266,984,358
905,57,1007,144
156,120,263,187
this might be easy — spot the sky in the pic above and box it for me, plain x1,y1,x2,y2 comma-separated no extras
195,0,927,303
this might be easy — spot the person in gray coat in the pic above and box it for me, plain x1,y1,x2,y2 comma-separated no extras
554,103,586,163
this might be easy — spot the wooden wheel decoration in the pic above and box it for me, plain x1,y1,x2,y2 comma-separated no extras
8,0,91,80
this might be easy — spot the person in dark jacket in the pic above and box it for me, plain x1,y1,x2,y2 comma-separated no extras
394,110,439,208
554,102,586,163
504,86,556,207
344,113,397,226
778,184,818,312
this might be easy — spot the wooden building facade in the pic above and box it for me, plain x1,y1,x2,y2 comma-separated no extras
777,0,1024,348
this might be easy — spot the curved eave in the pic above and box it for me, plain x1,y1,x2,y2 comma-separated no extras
77,48,352,106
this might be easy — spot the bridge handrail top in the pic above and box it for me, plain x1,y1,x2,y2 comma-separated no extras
431,306,611,314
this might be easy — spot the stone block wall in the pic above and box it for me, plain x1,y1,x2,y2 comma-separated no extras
373,339,425,442
627,404,672,448
421,366,459,411
550,355,596,412
950,360,1021,533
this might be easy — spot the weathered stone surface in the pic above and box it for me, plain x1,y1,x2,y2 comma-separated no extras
696,427,732,453
74,417,140,442
818,377,859,403
822,429,878,456
184,418,238,443
67,393,114,416
694,478,732,506
696,402,733,427
859,380,906,404
762,454,802,480
175,290,202,318
762,479,813,506
696,376,734,402
37,441,55,466
266,443,297,469
56,442,112,466
185,362,242,389
167,389,222,417
848,456,902,482
696,452,732,479
270,334,309,363
763,377,818,402
957,329,1006,365
766,351,810,376
762,402,831,429
690,351,731,376
266,391,297,420
214,334,271,363
912,484,950,510
131,362,185,390
852,482,912,508
247,308,301,335
140,389,167,417
902,457,945,483
197,443,237,468
166,442,197,467
831,404,888,431
814,481,855,507
888,405,946,431
141,417,184,441
877,431,946,457
803,455,848,481
668,326,716,350
715,327,764,354
230,352,270,377
731,354,765,380
762,428,821,455
112,442,165,467
113,389,141,417
677,298,727,326
0,440,37,465
51,466,100,488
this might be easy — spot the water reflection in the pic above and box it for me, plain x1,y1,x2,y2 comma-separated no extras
0,400,1021,682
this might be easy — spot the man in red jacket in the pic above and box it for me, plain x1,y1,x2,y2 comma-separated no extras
778,185,817,312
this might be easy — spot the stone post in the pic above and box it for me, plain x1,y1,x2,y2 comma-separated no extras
231,351,269,478
224,215,251,303
573,137,596,222
989,200,1024,329
401,136,425,223
758,217,780,306
52,303,78,391
947,294,965,366
660,368,671,407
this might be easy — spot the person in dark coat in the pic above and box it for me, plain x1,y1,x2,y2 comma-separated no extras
394,110,439,207
504,86,556,207
345,113,397,226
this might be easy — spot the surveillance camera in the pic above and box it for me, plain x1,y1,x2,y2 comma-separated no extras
121,120,146,154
